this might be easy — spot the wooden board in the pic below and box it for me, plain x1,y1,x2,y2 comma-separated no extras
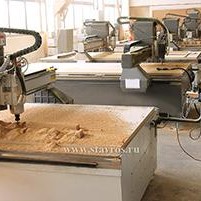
40,54,76,63
87,52,122,62
0,104,156,158
41,52,122,63
165,51,201,61
27,62,122,77
140,62,191,78
27,61,191,80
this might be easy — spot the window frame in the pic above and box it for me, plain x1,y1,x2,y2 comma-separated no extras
2,0,47,32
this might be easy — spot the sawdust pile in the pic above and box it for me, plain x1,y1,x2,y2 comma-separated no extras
0,119,129,156
0,105,135,156
0,121,90,153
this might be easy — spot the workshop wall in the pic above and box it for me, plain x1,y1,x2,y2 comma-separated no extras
129,0,201,18
130,6,150,17
130,0,201,7
4,33,48,63
153,8,201,21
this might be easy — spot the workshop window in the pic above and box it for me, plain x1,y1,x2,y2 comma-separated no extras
74,0,94,3
9,0,26,29
104,0,116,5
26,1,41,31
74,4,94,28
41,2,47,32
45,0,54,32
57,0,128,32
74,4,84,28
0,0,47,32
64,3,94,29
104,6,116,24
82,5,94,22
65,4,74,29
104,0,123,24
0,0,9,27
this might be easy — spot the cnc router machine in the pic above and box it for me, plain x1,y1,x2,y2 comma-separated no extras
0,28,71,122
40,20,123,63
36,17,194,116
163,8,201,50
0,28,158,201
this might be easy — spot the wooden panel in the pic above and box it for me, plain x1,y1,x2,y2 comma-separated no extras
40,54,76,62
140,62,191,77
0,104,155,158
88,52,122,62
165,51,201,61
0,163,122,201
27,62,122,76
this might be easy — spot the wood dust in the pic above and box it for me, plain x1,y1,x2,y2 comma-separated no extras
0,106,133,156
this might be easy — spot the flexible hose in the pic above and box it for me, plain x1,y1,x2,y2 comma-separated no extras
0,57,10,72
0,28,42,60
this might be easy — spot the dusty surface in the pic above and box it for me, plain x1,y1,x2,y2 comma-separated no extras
0,104,154,156
0,120,91,153
140,62,191,77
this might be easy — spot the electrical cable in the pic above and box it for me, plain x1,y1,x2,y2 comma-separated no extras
171,67,193,82
0,57,15,75
0,56,10,72
176,122,201,162
156,67,194,89
15,65,26,95
189,127,201,141
18,57,29,74
189,102,201,141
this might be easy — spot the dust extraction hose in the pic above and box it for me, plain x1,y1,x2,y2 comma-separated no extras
0,28,42,60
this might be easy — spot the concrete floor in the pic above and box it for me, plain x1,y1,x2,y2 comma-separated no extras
142,123,201,201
